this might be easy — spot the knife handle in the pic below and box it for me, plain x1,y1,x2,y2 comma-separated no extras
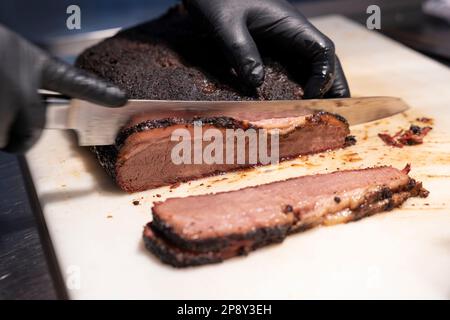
40,90,72,130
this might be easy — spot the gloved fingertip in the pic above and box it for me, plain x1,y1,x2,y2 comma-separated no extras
102,86,128,107
242,63,265,88
42,58,128,107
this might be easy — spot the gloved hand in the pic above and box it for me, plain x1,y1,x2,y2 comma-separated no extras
183,0,350,99
0,25,127,153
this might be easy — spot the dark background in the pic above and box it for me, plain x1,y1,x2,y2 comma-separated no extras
0,0,178,40
0,0,449,300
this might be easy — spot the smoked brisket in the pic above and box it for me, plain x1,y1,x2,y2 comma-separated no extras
143,166,428,267
75,4,308,100
76,5,354,192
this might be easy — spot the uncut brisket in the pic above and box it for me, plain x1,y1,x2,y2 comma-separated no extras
75,4,308,101
144,166,428,267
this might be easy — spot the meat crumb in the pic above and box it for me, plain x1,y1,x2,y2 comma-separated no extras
334,196,341,203
156,194,161,198
132,200,140,206
378,125,432,148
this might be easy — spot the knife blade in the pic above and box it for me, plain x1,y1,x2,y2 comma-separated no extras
44,96,409,146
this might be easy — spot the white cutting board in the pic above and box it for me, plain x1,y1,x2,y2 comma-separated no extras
26,16,450,299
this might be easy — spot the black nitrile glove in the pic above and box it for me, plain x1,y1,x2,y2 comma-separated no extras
0,25,127,153
183,0,350,98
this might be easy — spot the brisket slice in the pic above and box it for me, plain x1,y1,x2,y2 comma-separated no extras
93,110,351,192
144,166,428,267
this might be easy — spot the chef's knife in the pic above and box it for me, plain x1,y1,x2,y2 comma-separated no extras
44,95,409,146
